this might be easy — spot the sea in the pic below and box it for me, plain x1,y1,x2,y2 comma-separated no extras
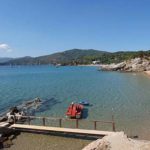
1,65,150,149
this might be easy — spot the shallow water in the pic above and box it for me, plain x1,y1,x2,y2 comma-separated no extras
7,132,92,150
1,65,150,140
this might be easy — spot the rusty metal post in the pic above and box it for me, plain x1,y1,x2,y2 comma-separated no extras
112,115,116,132
94,121,97,130
28,116,30,125
59,119,62,127
42,117,45,126
76,119,79,128
13,117,16,124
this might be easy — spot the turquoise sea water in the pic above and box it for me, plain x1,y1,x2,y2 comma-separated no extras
1,65,150,139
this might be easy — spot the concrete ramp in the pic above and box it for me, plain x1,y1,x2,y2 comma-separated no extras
0,122,9,127
11,124,114,136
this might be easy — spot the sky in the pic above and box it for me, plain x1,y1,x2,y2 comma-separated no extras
0,0,150,57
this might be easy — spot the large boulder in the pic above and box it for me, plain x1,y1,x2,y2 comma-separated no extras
131,58,142,65
131,64,145,72
100,62,126,71
99,57,150,72
82,132,150,150
145,66,150,71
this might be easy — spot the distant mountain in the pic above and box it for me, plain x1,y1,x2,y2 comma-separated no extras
5,56,35,65
0,57,13,63
1,49,108,65
36,49,109,65
1,49,150,65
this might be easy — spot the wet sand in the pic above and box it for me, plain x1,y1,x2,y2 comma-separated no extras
144,71,150,77
7,132,93,150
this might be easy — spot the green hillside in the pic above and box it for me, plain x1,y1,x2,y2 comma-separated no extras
1,49,108,65
1,49,150,65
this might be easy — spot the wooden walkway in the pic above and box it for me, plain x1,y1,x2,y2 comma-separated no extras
8,115,116,136
10,124,114,136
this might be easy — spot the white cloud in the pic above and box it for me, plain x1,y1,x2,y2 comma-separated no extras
0,43,12,52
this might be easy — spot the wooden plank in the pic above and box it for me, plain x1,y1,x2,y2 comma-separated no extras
10,124,114,136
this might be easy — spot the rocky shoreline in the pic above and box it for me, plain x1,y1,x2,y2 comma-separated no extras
0,97,43,149
82,132,150,150
99,57,150,72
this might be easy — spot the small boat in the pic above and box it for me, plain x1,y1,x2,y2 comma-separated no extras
55,64,61,68
66,103,83,119
79,100,89,106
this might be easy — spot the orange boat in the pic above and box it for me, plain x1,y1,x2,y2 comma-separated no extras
66,103,83,119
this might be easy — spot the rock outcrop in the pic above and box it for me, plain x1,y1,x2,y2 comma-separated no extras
82,132,150,150
100,57,150,72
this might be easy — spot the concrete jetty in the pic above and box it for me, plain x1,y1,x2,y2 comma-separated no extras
10,124,114,136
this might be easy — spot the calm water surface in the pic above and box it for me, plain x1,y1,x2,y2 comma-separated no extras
1,65,150,149
8,132,91,150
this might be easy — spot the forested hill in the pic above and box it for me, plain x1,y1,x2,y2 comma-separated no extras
0,49,108,65
1,49,150,65
0,57,13,63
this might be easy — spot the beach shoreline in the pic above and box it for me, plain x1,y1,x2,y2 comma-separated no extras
144,71,150,77
78,64,101,67
79,65,150,78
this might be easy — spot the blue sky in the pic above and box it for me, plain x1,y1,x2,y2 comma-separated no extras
0,0,150,57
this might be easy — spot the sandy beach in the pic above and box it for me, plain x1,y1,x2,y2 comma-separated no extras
144,71,150,77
